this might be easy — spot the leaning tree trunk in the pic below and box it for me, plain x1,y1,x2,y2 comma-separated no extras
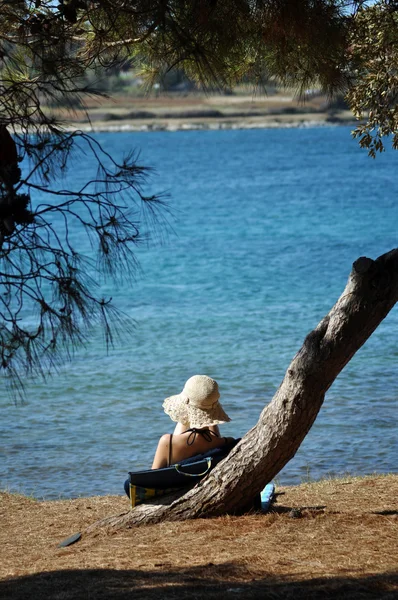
89,249,398,532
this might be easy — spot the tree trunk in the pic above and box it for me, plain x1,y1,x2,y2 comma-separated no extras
88,249,398,532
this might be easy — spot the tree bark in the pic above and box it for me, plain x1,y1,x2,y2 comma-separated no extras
88,249,398,532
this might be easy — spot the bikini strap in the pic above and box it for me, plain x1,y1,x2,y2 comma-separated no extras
167,433,173,467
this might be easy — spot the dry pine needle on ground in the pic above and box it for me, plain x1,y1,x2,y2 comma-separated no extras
0,474,397,599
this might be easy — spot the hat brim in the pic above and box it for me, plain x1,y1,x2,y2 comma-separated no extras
162,394,190,425
163,395,231,428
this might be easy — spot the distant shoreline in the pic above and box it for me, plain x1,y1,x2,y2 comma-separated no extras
51,91,357,133
65,113,357,134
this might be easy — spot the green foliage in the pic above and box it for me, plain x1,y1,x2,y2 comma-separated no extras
0,1,170,397
2,2,395,151
347,2,398,156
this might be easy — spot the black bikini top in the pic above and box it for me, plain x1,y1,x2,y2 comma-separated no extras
182,427,219,445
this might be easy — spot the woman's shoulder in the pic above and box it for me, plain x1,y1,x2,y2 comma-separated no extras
158,433,172,444
172,431,193,446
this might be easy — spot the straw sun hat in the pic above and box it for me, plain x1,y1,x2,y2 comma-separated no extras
162,375,231,428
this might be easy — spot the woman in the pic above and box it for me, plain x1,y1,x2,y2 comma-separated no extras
152,374,234,469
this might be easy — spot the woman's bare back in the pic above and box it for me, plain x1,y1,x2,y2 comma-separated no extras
152,427,234,469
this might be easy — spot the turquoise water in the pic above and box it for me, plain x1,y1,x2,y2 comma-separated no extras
1,126,397,499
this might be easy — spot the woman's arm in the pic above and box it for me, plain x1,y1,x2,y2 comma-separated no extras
151,434,171,469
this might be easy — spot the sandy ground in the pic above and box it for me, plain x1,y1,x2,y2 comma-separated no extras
1,474,397,599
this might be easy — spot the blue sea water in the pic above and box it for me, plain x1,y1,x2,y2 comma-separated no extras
1,125,397,499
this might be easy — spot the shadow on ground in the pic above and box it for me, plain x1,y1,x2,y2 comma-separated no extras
1,564,397,600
